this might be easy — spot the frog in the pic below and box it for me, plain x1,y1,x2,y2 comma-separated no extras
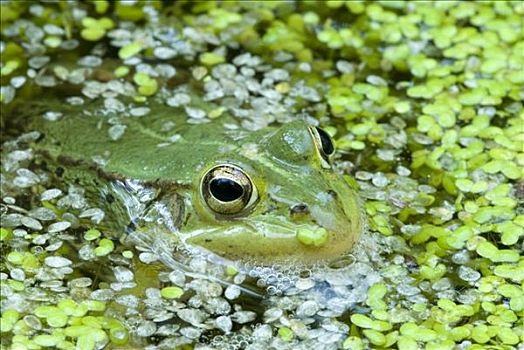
24,95,363,266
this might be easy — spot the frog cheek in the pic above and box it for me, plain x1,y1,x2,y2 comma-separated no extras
304,208,360,252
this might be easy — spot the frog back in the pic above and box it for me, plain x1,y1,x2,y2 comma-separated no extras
29,98,253,186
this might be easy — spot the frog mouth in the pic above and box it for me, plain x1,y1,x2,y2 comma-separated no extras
180,212,358,264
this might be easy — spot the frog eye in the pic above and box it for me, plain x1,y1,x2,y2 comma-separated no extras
201,165,257,216
309,126,335,164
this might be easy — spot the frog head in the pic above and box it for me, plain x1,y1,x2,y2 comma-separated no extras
180,121,362,265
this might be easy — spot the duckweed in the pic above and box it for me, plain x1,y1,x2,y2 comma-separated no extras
84,229,101,241
118,41,142,60
160,286,184,299
93,238,114,256
80,17,114,42
1,1,523,349
133,72,158,97
296,227,329,246
278,327,294,341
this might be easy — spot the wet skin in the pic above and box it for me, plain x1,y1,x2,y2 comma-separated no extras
28,98,362,265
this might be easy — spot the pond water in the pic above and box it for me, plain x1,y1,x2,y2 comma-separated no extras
1,1,523,350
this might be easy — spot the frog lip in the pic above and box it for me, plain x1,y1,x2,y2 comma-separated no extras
181,217,338,240
182,218,357,265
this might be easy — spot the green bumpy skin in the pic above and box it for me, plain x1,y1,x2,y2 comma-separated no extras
28,97,362,265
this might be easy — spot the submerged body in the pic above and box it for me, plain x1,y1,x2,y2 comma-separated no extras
27,97,362,264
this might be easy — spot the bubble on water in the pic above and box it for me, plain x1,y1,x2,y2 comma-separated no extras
252,324,272,343
452,250,470,264
458,266,481,282
32,233,48,245
105,97,126,112
10,76,26,89
137,320,157,337
401,225,421,236
144,288,161,301
130,107,150,117
336,60,354,74
10,268,25,281
21,216,42,230
295,278,314,291
187,117,210,124
296,300,319,317
139,252,159,264
397,283,420,296
161,121,176,132
263,308,282,323
188,295,203,309
115,294,139,308
168,269,186,286
180,326,202,339
224,285,241,300
215,315,233,333
13,176,38,188
264,68,289,82
355,171,373,181
208,297,231,315
231,310,256,324
113,266,134,283
23,315,42,330
40,189,62,201
289,81,320,102
35,75,57,87
13,228,28,237
204,81,224,100
14,168,40,187
28,55,50,69
43,111,63,121
78,55,102,67
372,172,389,187
91,288,115,301
189,257,208,273
79,207,105,224
16,131,40,143
47,221,71,233
45,256,72,268
1,213,23,227
108,124,127,140
79,244,95,261
185,107,206,119
67,69,86,86
155,324,180,337
240,67,255,77
66,96,84,105
169,134,181,143
57,186,88,210
3,197,16,204
4,150,33,172
413,133,434,145
154,47,177,59
177,308,207,326
45,240,63,252
233,53,262,67
456,289,479,305
232,273,246,285
69,277,92,288
377,149,396,161
42,23,64,36
432,278,452,291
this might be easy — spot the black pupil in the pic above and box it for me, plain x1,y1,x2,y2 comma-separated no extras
210,178,244,202
315,127,334,155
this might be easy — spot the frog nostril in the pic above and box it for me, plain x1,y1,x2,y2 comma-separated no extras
290,204,309,215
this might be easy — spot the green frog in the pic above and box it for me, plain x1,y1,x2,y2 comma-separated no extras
26,96,362,265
